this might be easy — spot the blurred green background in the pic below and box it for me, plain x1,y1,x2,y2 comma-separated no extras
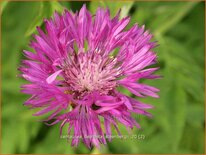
0,1,205,154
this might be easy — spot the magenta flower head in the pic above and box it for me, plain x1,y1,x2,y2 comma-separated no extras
20,5,159,148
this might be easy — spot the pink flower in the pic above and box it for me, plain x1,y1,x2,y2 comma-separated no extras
20,5,159,148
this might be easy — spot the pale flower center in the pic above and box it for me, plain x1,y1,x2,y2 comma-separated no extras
63,51,121,96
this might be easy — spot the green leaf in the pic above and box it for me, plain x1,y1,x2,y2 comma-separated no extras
108,124,140,153
51,1,64,13
180,125,204,153
166,75,187,152
2,2,41,78
0,0,9,15
154,2,199,35
129,2,160,26
89,0,134,18
25,1,64,37
157,36,204,103
186,104,205,127
32,125,75,154
24,2,44,37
